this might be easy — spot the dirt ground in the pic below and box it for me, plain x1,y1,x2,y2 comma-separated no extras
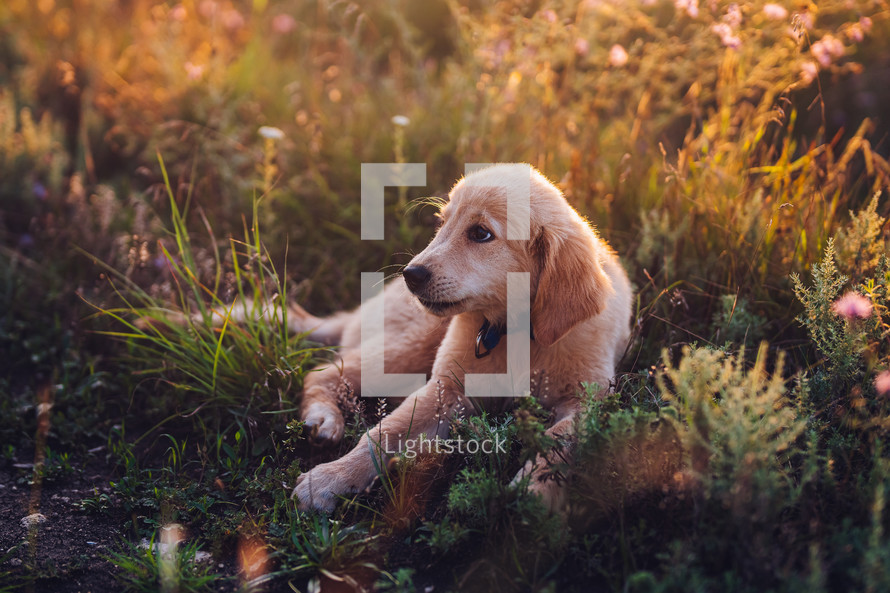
0,450,124,592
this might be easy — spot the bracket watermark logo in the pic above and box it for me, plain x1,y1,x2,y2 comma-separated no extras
360,163,532,399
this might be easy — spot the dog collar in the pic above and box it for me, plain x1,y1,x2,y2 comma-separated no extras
475,319,535,359
475,320,505,359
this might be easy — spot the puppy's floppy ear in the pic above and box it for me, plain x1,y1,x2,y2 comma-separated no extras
531,224,613,346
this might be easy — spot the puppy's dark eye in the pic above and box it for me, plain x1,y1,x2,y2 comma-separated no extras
467,224,494,243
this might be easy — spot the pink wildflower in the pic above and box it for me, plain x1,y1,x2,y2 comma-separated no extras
811,35,844,68
876,371,890,395
575,38,590,57
198,0,217,18
222,8,244,31
184,62,205,81
609,44,629,67
832,292,873,320
723,4,742,29
540,9,558,23
712,23,741,49
762,3,788,20
675,0,699,18
169,4,187,21
272,14,296,35
800,61,818,84
847,21,868,43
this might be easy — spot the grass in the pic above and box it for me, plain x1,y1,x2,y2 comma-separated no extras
2,0,890,590
105,532,225,593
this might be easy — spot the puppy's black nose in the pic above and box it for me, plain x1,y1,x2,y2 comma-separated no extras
403,265,432,293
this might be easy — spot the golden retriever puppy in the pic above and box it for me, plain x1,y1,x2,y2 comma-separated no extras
292,164,632,512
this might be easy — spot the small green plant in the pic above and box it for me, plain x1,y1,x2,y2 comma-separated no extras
418,516,471,555
30,447,75,484
711,294,768,347
570,390,681,523
375,567,417,593
277,510,382,586
0,543,27,592
106,533,225,593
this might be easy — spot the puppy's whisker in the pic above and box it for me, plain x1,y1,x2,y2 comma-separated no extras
406,195,448,213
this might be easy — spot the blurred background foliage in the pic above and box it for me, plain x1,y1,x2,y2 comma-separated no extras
2,0,888,346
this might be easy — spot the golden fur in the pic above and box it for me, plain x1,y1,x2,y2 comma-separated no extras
290,164,633,512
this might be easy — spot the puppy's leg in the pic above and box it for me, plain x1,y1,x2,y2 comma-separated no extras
285,304,350,346
293,381,455,512
228,298,348,346
135,296,348,346
300,289,445,445
300,346,363,444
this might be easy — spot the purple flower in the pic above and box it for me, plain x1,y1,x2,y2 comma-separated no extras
33,182,48,200
18,233,34,249
831,292,873,320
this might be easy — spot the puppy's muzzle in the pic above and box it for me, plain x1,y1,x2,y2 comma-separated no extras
403,265,432,294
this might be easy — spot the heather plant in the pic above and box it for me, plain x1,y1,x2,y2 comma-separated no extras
793,194,890,384
659,345,808,524
791,239,860,377
834,192,887,279
560,346,814,586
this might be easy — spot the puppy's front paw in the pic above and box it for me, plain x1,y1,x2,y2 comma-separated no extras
302,401,345,444
292,459,369,512
292,463,343,512
510,459,565,514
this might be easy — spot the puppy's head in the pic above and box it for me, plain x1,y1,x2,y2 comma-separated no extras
404,165,613,346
